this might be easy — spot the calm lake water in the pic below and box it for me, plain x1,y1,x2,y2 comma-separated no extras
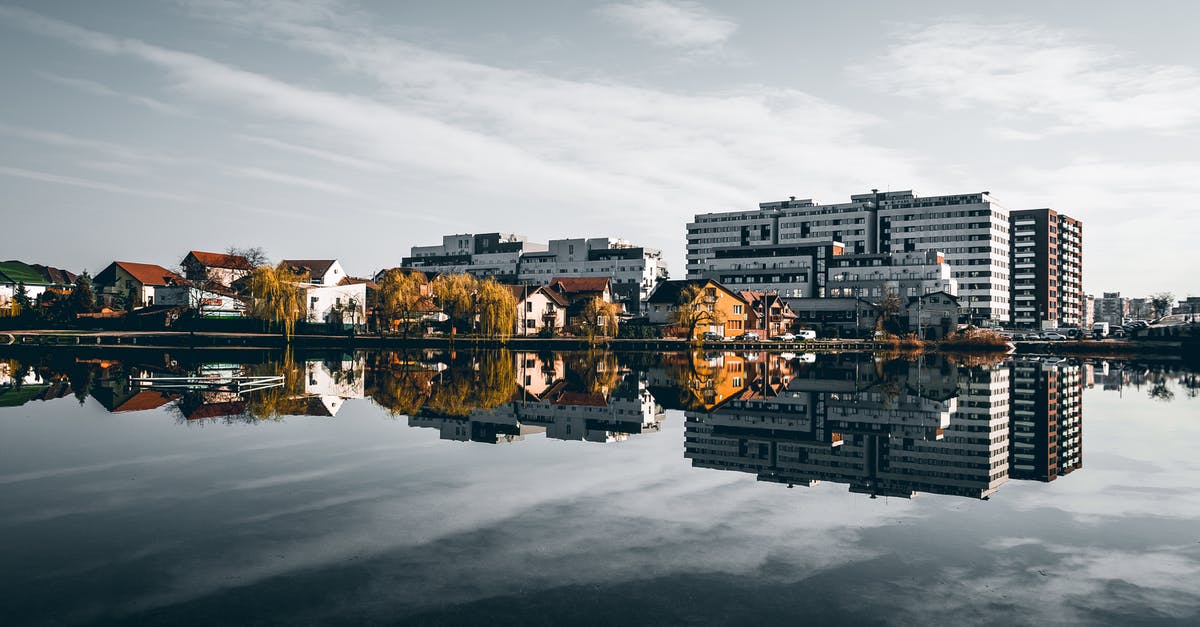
1,349,1198,626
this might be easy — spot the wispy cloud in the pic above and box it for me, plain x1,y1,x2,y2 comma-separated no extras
0,3,926,250
596,0,737,49
0,164,195,202
33,70,187,116
229,166,376,202
853,20,1200,135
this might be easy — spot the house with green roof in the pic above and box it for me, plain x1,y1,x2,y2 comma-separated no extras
0,260,75,306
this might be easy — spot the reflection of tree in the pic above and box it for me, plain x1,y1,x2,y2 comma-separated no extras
1147,372,1175,402
564,350,620,397
242,350,306,419
367,349,516,417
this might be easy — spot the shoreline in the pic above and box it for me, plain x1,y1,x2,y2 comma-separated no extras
2,329,1194,360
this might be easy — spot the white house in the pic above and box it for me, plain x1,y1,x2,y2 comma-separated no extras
304,281,367,329
154,285,246,317
505,285,567,335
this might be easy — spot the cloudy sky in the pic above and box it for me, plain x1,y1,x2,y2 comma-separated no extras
1,0,1197,295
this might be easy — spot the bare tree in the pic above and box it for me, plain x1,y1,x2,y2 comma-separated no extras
1149,292,1175,320
226,246,270,268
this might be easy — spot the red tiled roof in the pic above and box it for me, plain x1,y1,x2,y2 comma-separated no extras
184,401,247,420
548,277,611,293
338,276,377,289
114,262,187,286
553,391,609,407
185,251,252,270
113,391,180,413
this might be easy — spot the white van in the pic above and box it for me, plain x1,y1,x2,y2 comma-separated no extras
795,329,817,340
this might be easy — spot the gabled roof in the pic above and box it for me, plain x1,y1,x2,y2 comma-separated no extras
548,277,611,293
112,391,180,413
30,264,77,285
183,250,252,270
646,279,743,304
338,276,378,289
504,284,568,306
0,260,49,286
281,259,336,278
907,291,960,305
99,262,187,287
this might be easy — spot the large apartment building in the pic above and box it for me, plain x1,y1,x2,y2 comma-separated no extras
688,190,1012,324
402,233,668,314
1009,209,1084,329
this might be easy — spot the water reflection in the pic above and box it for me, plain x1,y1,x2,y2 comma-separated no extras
4,348,1197,501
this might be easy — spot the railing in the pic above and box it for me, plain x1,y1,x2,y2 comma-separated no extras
131,374,285,394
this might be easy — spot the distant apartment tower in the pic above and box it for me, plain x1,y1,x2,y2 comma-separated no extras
688,190,1011,324
1094,292,1128,326
402,233,667,314
1009,209,1083,329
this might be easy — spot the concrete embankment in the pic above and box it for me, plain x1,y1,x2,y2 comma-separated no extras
2,330,888,352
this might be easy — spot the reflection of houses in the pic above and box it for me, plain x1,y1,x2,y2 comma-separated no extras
404,352,664,445
300,355,366,416
94,261,186,308
1009,358,1083,481
684,355,1016,499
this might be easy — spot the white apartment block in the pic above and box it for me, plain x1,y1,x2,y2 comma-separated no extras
689,190,1012,324
403,233,668,314
827,249,958,299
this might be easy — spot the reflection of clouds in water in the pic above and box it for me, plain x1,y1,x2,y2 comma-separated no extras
939,542,1200,624
129,418,917,616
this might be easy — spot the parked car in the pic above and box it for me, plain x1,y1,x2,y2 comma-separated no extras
794,329,817,340
1042,332,1068,341
701,331,723,342
739,332,761,341
1111,328,1127,338
772,332,796,342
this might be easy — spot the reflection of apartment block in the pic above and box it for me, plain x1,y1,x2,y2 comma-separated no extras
1009,359,1083,481
407,410,543,444
684,357,1012,499
514,380,664,444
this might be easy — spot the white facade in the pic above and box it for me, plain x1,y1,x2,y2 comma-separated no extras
688,190,1011,324
304,282,367,327
827,250,958,299
405,233,668,314
154,286,246,317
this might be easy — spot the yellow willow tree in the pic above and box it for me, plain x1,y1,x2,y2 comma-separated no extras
578,296,620,343
476,278,517,339
246,263,308,340
377,269,429,336
670,284,724,340
433,273,478,335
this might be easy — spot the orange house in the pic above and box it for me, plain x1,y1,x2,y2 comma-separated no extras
646,279,749,338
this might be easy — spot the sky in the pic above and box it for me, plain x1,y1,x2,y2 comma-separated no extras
1,0,1197,296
